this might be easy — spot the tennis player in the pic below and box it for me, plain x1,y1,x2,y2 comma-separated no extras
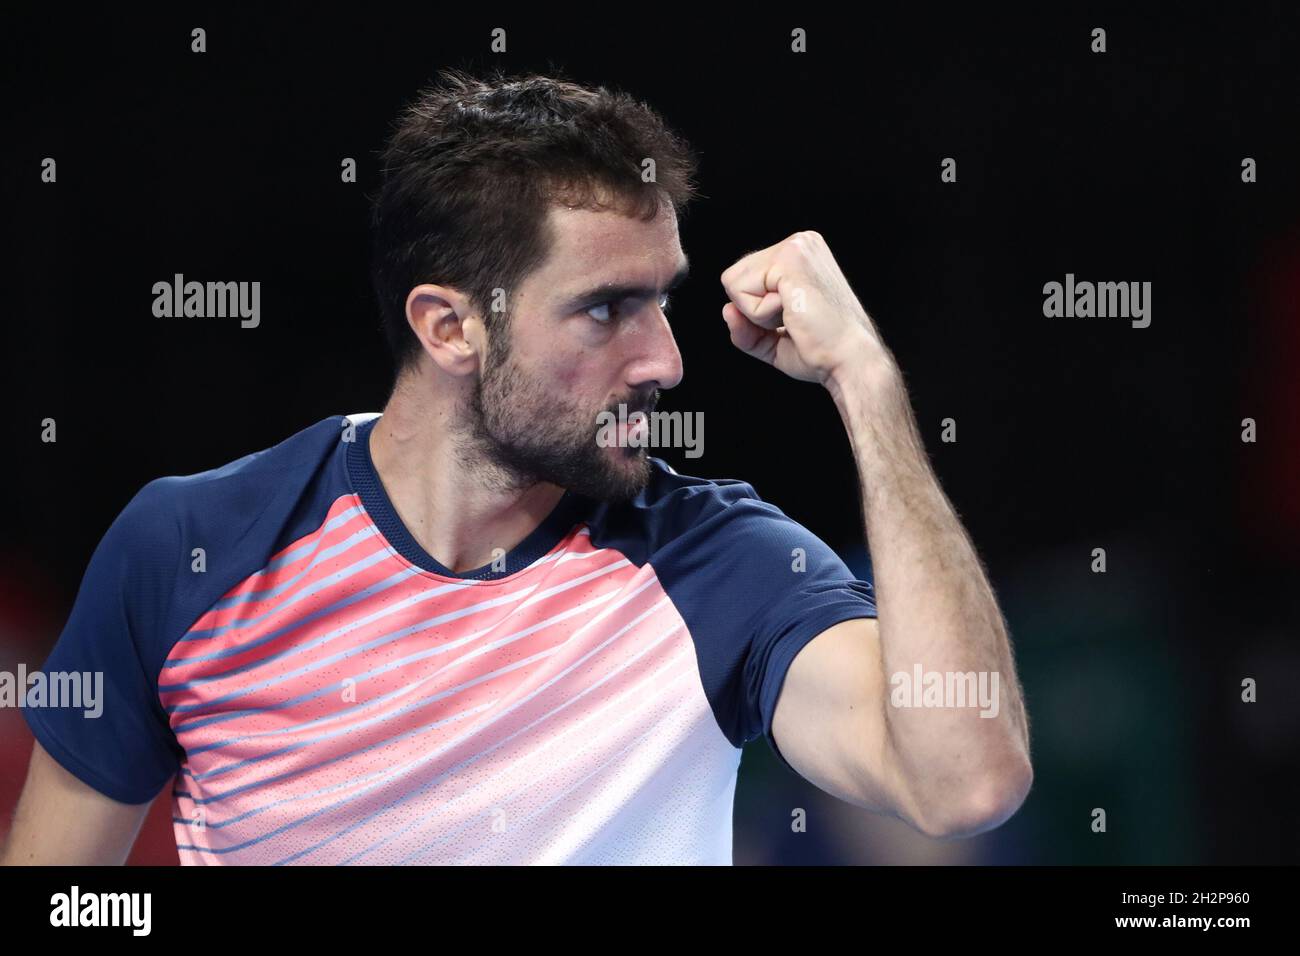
2,70,1031,865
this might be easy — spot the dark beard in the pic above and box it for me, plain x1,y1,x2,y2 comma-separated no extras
458,334,658,503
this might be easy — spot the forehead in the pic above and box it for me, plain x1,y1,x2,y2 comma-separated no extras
533,201,685,295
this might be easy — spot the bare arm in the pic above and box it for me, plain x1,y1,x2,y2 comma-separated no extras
819,350,1031,835
722,230,1032,838
1,740,153,865
772,363,1034,837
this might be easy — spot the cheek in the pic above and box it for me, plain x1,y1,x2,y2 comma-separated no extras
551,352,603,395
554,363,581,390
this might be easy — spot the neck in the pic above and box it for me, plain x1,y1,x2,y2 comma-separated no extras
368,375,566,574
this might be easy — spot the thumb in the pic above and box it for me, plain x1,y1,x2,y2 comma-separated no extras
722,301,780,363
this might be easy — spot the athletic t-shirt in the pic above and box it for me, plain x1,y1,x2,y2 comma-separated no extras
23,413,878,864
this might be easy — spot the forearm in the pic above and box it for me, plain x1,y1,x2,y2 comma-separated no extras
826,346,1031,831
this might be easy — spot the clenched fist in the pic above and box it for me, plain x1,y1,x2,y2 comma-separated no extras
720,231,894,385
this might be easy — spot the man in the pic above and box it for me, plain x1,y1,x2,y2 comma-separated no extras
2,69,1031,865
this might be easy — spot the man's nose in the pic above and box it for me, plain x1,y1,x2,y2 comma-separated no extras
628,304,684,392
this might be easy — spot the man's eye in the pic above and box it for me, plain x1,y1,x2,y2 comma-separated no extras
586,301,616,324
586,294,671,325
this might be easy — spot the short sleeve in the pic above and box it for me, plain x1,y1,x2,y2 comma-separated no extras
633,468,878,777
734,510,878,776
21,480,184,804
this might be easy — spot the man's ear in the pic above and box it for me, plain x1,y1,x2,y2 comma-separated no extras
405,284,482,376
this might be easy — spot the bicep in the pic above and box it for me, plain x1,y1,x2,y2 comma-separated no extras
1,740,153,865
770,617,925,828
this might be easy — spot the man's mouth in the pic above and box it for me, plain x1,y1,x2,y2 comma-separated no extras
593,400,658,454
627,415,649,443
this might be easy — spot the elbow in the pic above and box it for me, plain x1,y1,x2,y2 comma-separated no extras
916,758,1034,840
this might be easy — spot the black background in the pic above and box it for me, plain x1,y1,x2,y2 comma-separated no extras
2,7,1297,864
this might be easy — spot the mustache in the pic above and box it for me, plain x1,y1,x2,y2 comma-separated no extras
602,389,660,418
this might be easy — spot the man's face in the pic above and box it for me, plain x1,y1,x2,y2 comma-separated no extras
459,199,688,502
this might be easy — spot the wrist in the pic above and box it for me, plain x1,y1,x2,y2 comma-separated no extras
824,339,902,410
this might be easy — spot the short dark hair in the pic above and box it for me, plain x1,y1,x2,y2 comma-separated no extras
368,67,701,377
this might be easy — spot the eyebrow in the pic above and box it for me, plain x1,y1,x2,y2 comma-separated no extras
559,259,691,313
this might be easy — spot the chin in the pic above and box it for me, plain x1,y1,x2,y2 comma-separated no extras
586,452,651,502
